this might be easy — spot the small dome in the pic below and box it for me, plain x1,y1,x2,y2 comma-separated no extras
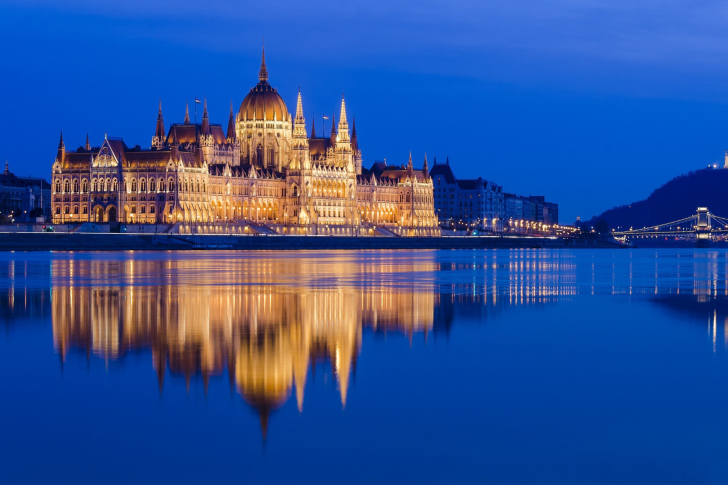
238,47,289,122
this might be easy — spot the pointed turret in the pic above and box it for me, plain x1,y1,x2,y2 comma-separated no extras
291,88,310,169
330,112,336,141
259,45,269,83
201,96,210,135
57,131,65,163
156,100,165,138
295,88,304,123
3,160,8,175
423,153,429,178
184,103,190,124
227,100,236,141
153,99,166,149
408,151,413,168
85,132,91,151
293,89,307,139
351,117,358,152
336,94,350,144
310,115,316,138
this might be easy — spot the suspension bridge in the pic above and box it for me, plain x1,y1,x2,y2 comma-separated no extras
612,208,728,244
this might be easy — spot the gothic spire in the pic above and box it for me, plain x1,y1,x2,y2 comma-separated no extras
4,160,8,175
295,88,304,123
330,112,336,140
259,44,269,83
155,99,165,140
227,100,236,141
339,93,348,126
423,153,429,177
408,151,413,168
58,130,64,149
310,115,316,138
336,94,350,144
351,117,358,152
201,96,210,135
85,132,91,151
184,103,190,124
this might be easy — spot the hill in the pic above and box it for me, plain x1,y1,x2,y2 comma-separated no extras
587,168,728,230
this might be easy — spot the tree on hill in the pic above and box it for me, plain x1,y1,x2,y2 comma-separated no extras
587,168,728,231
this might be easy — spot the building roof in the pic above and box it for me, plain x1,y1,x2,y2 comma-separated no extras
429,163,456,184
308,137,334,158
456,179,485,190
166,124,227,146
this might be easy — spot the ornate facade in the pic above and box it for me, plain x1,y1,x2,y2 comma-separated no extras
51,50,439,236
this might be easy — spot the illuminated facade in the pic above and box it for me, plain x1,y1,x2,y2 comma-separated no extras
51,49,439,236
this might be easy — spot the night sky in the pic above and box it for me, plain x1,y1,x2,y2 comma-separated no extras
3,0,728,222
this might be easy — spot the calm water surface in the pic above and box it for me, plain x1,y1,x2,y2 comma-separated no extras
2,249,728,484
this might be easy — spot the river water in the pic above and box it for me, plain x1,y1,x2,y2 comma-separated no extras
2,249,728,484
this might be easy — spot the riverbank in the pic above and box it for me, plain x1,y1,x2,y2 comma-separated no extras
0,233,623,251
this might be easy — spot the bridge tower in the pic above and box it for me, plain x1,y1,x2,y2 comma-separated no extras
696,207,712,241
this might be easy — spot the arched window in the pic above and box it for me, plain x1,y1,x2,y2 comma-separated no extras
160,180,166,192
202,181,206,193
169,180,175,191
73,180,79,193
55,180,61,193
130,205,136,214
91,180,97,192
150,205,156,214
140,205,146,214
55,206,60,215
131,179,137,192
64,180,70,193
140,179,146,192
82,206,88,215
82,180,88,193
150,179,156,192
111,179,117,191
64,206,70,214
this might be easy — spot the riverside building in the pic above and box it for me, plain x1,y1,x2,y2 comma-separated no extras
51,49,439,236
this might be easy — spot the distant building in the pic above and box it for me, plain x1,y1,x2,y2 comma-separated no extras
0,161,51,222
504,193,558,232
430,158,504,232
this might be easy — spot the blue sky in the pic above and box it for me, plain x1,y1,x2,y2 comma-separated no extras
3,0,728,221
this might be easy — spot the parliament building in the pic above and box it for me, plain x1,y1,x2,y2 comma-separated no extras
51,49,439,236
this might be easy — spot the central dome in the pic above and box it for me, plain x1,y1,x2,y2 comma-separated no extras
238,48,290,122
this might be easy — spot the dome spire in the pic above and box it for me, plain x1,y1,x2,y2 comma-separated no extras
259,44,269,83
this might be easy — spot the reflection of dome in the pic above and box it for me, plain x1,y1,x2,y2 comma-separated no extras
238,47,289,122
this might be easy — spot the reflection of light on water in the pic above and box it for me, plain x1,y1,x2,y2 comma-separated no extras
6,249,728,436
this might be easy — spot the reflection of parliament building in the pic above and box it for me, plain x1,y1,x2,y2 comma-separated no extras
49,258,438,436
51,49,439,236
